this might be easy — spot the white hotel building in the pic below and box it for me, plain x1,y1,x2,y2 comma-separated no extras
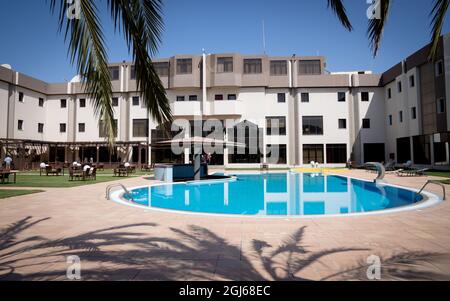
2,34,450,169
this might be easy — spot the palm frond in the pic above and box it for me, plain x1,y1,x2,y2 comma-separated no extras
107,0,172,125
429,0,450,60
50,0,116,144
327,0,353,31
367,0,391,57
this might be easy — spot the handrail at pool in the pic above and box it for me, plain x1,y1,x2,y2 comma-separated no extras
418,180,446,201
365,162,385,182
106,183,134,202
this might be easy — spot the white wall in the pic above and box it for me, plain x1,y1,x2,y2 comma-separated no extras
13,87,47,141
0,81,9,138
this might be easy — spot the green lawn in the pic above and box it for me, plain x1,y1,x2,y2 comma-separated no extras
0,189,44,199
1,169,153,188
425,171,450,178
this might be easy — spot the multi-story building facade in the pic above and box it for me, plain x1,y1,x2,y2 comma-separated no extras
2,34,450,169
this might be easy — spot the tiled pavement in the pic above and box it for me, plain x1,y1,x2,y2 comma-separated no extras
1,170,450,281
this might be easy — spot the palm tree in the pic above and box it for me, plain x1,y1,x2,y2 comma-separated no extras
49,0,172,144
327,0,449,60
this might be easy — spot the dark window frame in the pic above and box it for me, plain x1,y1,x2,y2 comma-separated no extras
78,123,85,133
411,107,417,119
338,119,347,129
362,118,371,129
266,116,287,136
132,119,149,138
79,98,86,108
60,99,67,108
38,98,44,107
189,95,198,101
132,96,140,106
109,66,120,80
277,93,286,103
18,120,23,131
298,60,321,75
215,94,224,101
270,60,288,76
227,94,237,101
176,58,192,75
301,92,310,103
243,59,262,74
38,123,44,133
338,92,346,102
176,96,185,102
217,57,233,73
361,92,369,102
302,116,323,135
59,123,67,133
112,97,119,107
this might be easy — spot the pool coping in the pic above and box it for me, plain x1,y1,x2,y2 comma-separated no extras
109,172,443,219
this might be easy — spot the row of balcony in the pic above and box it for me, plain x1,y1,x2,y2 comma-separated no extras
171,100,243,116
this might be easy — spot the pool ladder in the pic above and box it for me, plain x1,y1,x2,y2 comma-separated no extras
106,183,134,202
418,180,446,201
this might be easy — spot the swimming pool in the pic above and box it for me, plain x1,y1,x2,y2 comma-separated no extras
113,173,441,217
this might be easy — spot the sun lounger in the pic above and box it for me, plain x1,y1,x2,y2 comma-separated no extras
396,168,429,177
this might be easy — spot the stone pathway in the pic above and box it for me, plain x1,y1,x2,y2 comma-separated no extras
1,170,450,281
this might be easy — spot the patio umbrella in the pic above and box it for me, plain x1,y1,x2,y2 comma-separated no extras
153,136,246,180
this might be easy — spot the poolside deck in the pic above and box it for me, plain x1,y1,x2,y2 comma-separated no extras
1,169,450,281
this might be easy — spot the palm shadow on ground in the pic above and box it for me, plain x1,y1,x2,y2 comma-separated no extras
0,216,449,280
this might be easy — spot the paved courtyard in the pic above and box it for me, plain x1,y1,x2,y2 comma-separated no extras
1,170,450,281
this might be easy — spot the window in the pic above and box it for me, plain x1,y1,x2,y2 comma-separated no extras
154,62,170,76
362,118,370,129
109,66,120,80
301,92,309,103
227,94,237,100
326,144,347,164
189,95,198,101
132,96,140,106
38,123,44,133
112,97,119,107
17,120,23,130
361,92,369,102
303,144,324,164
388,115,392,125
298,60,321,75
436,60,444,77
409,75,415,87
133,119,149,137
397,81,402,93
130,65,136,80
79,98,86,108
38,98,44,107
215,94,224,101
266,116,286,136
266,144,287,164
243,59,262,74
18,92,24,102
338,92,346,102
176,96,185,102
60,99,67,108
277,93,286,103
78,123,85,133
437,98,446,114
60,123,66,133
99,119,117,137
217,57,233,73
387,88,392,99
338,119,347,129
176,58,192,74
302,116,323,135
399,111,403,123
411,107,417,119
270,60,287,75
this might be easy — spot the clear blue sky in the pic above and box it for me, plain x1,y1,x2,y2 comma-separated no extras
0,0,449,82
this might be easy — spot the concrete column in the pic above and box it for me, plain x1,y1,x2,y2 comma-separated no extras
410,136,415,164
184,148,190,164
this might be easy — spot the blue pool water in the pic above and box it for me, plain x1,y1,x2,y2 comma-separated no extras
124,173,423,216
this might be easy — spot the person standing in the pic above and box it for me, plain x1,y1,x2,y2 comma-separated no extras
4,155,13,170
